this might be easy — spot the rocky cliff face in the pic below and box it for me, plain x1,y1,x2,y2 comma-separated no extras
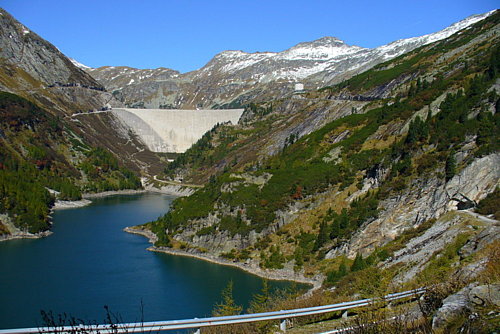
330,153,500,259
0,8,118,116
86,66,181,108
88,11,495,109
0,9,100,89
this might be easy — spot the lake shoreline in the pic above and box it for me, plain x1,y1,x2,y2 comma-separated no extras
53,198,92,210
1,193,302,328
82,189,148,199
1,188,178,242
0,230,53,242
124,226,322,292
54,185,187,210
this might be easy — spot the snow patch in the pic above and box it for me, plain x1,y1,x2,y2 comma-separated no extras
373,10,495,56
69,58,91,70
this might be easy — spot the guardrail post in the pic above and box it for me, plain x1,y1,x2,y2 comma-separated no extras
280,318,288,332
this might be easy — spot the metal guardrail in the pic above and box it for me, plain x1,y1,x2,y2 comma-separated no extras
0,288,425,333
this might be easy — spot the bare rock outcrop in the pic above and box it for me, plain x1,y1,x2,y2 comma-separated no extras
432,283,500,331
328,153,500,258
0,9,100,88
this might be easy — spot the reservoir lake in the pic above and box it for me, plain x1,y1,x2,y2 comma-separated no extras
0,193,300,329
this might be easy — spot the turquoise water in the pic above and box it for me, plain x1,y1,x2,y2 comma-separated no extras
0,193,300,329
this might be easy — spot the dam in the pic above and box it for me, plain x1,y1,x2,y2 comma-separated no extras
111,108,244,153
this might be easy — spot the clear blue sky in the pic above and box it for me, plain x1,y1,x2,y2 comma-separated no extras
2,0,497,73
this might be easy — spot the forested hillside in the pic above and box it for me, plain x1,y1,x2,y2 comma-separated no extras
151,10,498,253
137,13,500,331
143,12,499,320
0,8,155,238
0,91,141,236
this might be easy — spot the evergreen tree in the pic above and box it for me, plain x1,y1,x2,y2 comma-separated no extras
294,247,304,268
408,83,416,97
405,116,428,144
477,112,495,146
248,280,270,313
487,46,500,80
338,208,349,230
351,253,367,272
338,259,348,277
330,218,341,239
266,245,285,269
212,281,243,316
445,151,456,181
326,258,349,285
313,220,329,251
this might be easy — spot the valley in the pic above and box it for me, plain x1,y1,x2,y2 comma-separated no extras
0,5,498,333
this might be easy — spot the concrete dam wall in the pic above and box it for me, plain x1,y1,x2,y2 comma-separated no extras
111,108,244,153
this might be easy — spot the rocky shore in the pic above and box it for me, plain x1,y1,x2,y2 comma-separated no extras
0,230,53,242
53,188,152,210
142,178,196,197
0,213,54,242
53,198,92,210
124,226,322,292
82,189,147,199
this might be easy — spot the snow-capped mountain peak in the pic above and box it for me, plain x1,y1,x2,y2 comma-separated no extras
281,36,365,60
200,36,366,79
421,10,496,45
88,10,497,109
210,11,495,82
70,58,92,70
373,10,496,60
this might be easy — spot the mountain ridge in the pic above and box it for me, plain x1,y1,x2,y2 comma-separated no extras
87,10,495,109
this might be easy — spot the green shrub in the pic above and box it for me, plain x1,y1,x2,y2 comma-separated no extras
476,187,500,219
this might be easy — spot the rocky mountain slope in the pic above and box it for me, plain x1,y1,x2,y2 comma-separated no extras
0,10,99,90
88,11,494,109
0,8,167,239
139,11,499,331
0,8,168,174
